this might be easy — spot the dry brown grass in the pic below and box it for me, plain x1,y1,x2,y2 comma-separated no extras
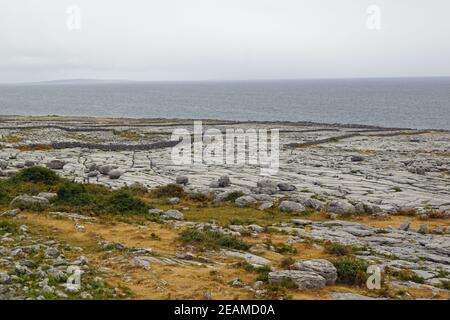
351,215,449,230
17,144,53,151
5,208,448,300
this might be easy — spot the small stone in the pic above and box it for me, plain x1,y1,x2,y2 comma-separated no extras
231,278,244,287
75,224,85,232
258,202,273,210
277,183,296,191
210,175,231,188
148,209,164,216
99,165,113,175
24,160,35,167
42,285,55,294
175,175,189,186
418,224,428,233
15,162,25,169
80,292,93,299
0,272,11,284
0,160,8,169
247,224,264,233
87,171,99,177
168,197,180,205
108,170,122,179
351,155,364,162
45,247,60,258
399,221,411,231
15,264,32,276
161,209,184,220
0,209,21,217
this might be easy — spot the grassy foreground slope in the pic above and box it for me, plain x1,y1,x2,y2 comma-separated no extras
1,167,449,300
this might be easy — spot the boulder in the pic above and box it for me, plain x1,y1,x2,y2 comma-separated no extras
251,194,273,202
45,247,60,258
24,160,35,167
355,202,382,214
0,209,21,217
290,219,313,226
258,202,273,210
210,175,231,188
0,160,8,170
10,195,50,210
277,183,296,191
161,209,184,220
257,179,277,189
169,197,180,204
217,175,231,187
350,155,364,162
290,259,337,285
254,179,278,194
247,224,264,233
235,196,257,207
223,250,271,267
268,270,326,289
418,224,428,233
175,175,189,186
399,221,411,231
129,182,148,193
298,198,325,210
87,171,99,177
148,209,164,216
37,192,58,200
108,170,122,179
87,163,98,172
99,165,113,175
0,272,11,284
279,201,305,213
15,162,25,169
46,160,66,170
327,200,356,214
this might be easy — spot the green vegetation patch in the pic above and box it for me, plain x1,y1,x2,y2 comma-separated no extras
1,167,150,215
179,226,250,251
151,184,185,198
332,256,369,287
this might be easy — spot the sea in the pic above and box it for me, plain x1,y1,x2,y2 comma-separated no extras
0,77,449,130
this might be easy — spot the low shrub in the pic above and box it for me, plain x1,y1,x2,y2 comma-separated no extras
275,244,298,255
223,191,245,202
440,280,450,290
324,241,361,256
189,193,211,202
151,184,185,198
11,166,60,185
279,257,295,269
390,269,424,284
254,265,272,282
103,189,149,214
332,256,369,286
56,181,91,206
179,227,250,251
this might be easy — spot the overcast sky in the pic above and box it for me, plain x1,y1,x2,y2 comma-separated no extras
1,0,450,83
